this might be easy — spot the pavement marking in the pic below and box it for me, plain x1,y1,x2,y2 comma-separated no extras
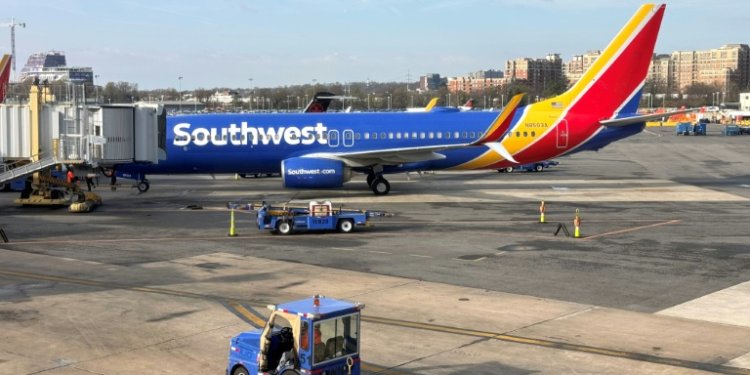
5,268,749,374
582,220,681,240
408,254,432,258
225,301,267,328
495,251,507,256
368,250,392,255
362,316,750,375
474,257,487,262
332,247,356,252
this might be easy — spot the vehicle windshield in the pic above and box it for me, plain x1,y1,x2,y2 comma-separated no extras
312,313,359,365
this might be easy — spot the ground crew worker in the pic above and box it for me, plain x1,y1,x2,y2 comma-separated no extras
66,168,75,184
85,172,96,191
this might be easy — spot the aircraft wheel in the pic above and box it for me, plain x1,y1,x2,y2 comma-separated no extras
534,164,544,172
371,177,390,195
337,219,354,233
277,221,293,235
137,180,150,193
232,366,249,375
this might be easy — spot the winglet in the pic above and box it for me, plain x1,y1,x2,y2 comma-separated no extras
424,97,439,112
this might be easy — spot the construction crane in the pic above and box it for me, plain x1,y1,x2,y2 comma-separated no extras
0,18,26,78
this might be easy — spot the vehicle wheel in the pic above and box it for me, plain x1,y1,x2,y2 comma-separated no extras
232,366,249,375
534,164,544,172
238,173,247,178
277,221,293,235
504,167,514,173
279,369,300,375
137,180,150,193
366,174,375,187
371,177,390,195
338,219,354,233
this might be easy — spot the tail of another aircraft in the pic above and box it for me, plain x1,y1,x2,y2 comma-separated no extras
0,55,11,103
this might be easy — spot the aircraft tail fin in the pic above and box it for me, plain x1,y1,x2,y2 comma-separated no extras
0,54,11,103
551,4,666,119
303,92,336,113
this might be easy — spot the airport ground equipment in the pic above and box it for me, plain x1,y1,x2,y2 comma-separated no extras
256,201,374,235
498,160,559,173
227,295,364,375
1,81,165,209
692,122,707,135
676,122,692,135
724,125,740,136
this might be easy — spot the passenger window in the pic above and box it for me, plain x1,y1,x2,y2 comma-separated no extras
470,131,476,138
523,131,528,137
396,132,402,139
355,133,361,140
454,131,460,139
372,132,378,140
428,132,434,139
404,132,409,139
412,132,417,139
516,131,520,137
437,132,442,139
462,131,468,139
531,131,536,137
420,132,426,139
445,132,451,139
329,131,338,140
364,133,370,140
388,132,394,139
380,132,386,139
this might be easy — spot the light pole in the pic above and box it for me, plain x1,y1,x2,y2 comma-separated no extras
178,76,183,112
94,74,99,103
387,93,392,110
248,78,253,111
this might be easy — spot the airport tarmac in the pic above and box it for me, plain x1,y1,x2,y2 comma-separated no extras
1,126,749,374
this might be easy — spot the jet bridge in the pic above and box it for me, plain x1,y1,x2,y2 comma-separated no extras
0,82,166,209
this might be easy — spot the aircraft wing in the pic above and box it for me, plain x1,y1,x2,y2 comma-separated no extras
600,108,696,127
302,143,473,167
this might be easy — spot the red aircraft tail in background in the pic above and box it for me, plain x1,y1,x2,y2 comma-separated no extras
0,55,11,103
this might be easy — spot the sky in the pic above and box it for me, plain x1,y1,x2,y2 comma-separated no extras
1,0,748,90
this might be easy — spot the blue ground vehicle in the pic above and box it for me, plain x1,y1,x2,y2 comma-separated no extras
227,295,364,375
257,201,370,234
498,160,559,173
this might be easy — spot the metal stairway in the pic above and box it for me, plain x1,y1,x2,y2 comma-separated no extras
0,156,59,184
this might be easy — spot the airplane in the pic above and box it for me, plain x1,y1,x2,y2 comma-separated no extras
114,4,679,196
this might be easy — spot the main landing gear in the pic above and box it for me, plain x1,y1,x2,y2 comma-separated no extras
367,173,390,195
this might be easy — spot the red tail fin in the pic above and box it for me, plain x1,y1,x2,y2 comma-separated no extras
0,55,11,103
